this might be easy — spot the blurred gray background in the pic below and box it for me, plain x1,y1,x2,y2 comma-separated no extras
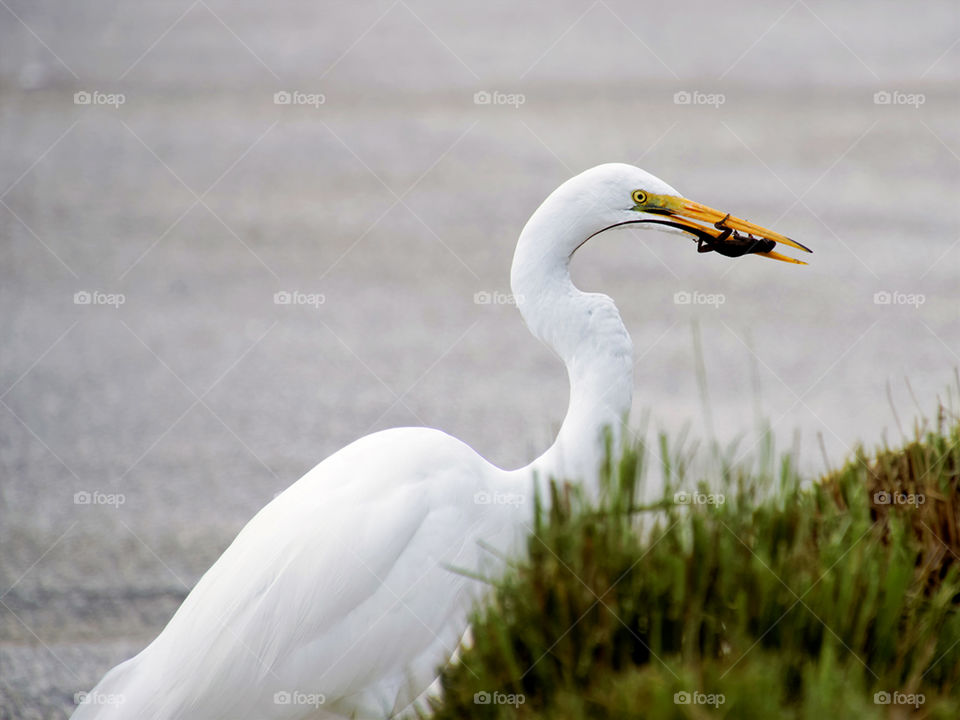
1,0,958,716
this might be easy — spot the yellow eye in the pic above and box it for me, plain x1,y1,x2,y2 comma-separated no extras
632,190,647,205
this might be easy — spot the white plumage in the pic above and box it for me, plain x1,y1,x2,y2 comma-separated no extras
73,163,805,719
80,429,523,718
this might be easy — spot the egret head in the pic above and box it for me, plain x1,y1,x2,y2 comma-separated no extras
563,163,812,264
512,163,812,325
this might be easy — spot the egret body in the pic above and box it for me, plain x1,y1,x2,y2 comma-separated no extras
73,163,808,719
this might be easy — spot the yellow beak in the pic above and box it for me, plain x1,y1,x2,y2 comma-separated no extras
638,194,812,264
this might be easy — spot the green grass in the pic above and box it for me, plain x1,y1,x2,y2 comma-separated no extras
427,415,960,718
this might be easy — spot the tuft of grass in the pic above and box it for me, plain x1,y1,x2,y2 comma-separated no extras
427,418,960,718
821,419,960,600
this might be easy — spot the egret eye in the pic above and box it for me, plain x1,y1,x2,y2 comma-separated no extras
632,190,647,205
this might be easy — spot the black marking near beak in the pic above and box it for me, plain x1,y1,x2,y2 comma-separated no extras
577,216,804,265
591,218,775,256
695,215,777,257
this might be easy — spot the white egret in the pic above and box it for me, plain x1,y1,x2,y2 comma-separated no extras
72,163,809,719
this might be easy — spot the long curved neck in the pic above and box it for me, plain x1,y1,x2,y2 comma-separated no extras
510,199,634,499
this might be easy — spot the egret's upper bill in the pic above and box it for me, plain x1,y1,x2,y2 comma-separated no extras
631,191,813,265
